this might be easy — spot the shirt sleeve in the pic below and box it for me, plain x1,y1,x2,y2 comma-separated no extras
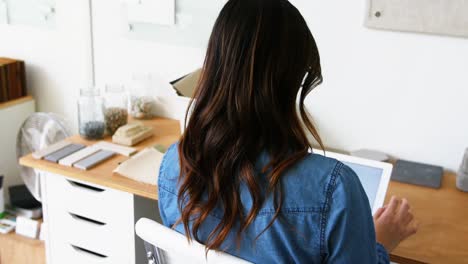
158,143,181,227
323,163,390,264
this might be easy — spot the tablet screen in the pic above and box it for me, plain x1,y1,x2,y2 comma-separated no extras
343,161,383,208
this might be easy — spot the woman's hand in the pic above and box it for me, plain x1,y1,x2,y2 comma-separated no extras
373,196,418,253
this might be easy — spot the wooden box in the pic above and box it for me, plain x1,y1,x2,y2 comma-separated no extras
0,58,27,103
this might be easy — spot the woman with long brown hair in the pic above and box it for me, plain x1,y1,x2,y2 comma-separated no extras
158,0,417,263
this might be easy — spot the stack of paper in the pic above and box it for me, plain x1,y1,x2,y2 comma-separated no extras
114,147,164,185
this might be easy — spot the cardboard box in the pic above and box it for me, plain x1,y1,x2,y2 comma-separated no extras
154,69,200,133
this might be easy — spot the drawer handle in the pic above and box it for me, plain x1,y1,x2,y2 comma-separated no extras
69,213,106,226
71,245,108,259
67,180,105,193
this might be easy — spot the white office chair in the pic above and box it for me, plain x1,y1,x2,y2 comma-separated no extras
135,218,252,264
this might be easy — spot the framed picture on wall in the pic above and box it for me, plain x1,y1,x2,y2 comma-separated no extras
365,0,468,38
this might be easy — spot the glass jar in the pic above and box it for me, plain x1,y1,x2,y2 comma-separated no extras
129,74,157,120
78,89,105,140
457,148,468,192
104,84,128,135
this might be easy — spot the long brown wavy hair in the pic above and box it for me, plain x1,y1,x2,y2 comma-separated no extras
177,0,323,251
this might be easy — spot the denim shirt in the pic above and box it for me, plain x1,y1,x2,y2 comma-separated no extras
158,144,389,263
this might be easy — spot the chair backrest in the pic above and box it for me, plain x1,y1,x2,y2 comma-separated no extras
135,218,252,264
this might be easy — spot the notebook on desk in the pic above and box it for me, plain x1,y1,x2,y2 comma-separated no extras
313,149,393,214
391,159,443,189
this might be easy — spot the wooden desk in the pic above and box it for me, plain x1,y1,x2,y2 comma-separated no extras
19,118,468,263
387,173,468,264
19,117,181,200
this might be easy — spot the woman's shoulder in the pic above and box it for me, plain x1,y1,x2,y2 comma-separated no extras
284,152,341,189
279,152,362,210
291,151,361,188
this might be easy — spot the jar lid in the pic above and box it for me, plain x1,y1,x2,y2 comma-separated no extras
105,84,126,93
80,89,100,97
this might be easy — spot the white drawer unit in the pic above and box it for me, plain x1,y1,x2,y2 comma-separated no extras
42,173,137,264
45,174,131,223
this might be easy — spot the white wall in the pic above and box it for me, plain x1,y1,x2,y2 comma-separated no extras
0,1,94,132
1,0,466,172
92,0,205,88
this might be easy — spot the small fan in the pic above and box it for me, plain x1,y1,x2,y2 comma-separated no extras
16,113,72,201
